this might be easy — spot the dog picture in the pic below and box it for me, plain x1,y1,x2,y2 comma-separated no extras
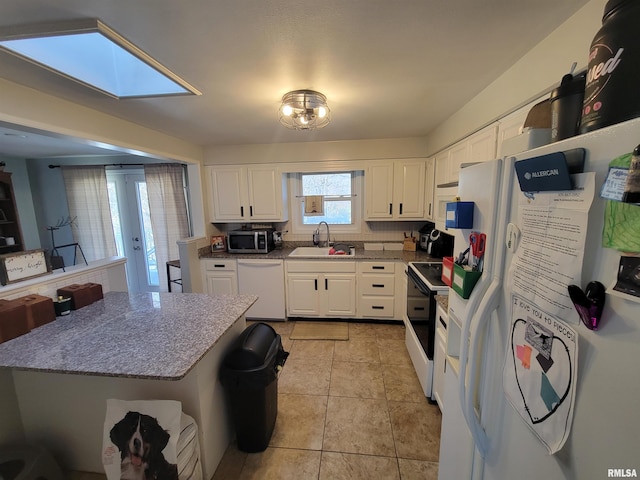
109,411,178,480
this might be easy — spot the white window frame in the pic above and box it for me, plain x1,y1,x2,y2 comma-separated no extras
290,170,363,235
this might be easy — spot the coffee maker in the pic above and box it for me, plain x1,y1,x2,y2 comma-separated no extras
425,229,454,259
418,222,436,251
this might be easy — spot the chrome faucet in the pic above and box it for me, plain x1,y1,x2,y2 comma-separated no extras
318,221,330,247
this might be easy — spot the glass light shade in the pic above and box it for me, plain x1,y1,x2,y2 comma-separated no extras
279,90,331,130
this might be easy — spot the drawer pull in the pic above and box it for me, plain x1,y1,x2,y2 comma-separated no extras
214,264,226,268
372,265,385,270
439,317,447,329
414,307,425,311
372,305,385,310
372,284,385,288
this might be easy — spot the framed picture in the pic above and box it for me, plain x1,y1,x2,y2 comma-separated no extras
210,235,226,253
0,249,51,285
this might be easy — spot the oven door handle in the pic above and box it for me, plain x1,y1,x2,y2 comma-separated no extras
406,269,432,296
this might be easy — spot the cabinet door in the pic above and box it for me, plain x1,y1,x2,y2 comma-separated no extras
424,157,435,220
365,163,394,219
323,274,357,317
209,166,248,221
448,142,468,183
434,150,451,187
247,167,285,221
205,272,238,295
394,160,425,219
433,324,447,408
286,274,321,316
467,125,498,164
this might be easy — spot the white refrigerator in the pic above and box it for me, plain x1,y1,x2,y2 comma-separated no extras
438,118,640,480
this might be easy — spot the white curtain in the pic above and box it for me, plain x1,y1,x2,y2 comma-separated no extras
144,164,190,292
62,166,117,262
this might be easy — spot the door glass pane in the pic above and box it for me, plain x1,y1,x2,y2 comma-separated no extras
107,180,125,257
136,182,159,286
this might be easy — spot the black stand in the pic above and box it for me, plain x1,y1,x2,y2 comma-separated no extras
47,226,88,272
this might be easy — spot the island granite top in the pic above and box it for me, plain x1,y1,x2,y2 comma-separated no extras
0,291,257,381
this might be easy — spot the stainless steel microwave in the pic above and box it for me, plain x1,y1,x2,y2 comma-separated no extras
227,229,275,253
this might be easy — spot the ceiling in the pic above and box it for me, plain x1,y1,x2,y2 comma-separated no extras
0,0,591,159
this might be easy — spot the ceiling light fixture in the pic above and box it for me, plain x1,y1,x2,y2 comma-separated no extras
0,18,201,99
279,90,331,130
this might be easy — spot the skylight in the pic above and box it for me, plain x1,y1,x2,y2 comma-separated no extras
0,19,201,99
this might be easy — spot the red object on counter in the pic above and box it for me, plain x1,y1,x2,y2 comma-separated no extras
57,284,93,310
442,256,454,287
0,300,30,343
14,294,55,329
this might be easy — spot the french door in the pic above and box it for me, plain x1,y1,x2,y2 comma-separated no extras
107,171,159,292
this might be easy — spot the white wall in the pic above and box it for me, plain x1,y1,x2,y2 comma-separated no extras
0,79,203,165
204,137,429,165
425,0,607,154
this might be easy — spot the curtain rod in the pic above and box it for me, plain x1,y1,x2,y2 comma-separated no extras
48,163,148,169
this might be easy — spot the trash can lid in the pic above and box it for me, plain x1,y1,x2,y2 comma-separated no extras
224,322,278,370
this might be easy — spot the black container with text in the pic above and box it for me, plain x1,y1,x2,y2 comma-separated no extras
580,0,640,133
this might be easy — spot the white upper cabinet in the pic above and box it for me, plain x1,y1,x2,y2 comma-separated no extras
424,157,435,220
365,159,426,220
207,165,288,222
467,124,498,164
433,123,499,187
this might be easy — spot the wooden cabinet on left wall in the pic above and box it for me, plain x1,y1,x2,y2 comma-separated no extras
0,171,25,254
206,165,289,222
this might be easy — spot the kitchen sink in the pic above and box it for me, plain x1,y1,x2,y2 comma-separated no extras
288,246,356,258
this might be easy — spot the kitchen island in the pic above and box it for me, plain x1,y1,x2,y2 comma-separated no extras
0,291,257,476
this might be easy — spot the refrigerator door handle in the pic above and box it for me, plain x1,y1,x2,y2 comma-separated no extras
460,277,502,461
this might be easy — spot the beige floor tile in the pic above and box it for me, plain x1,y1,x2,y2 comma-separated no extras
381,363,426,403
212,442,248,480
388,401,441,462
267,320,295,336
333,337,380,363
329,361,385,399
319,451,400,480
323,396,395,457
239,447,321,480
378,338,413,366
288,339,335,362
372,322,405,340
270,394,328,450
348,322,379,338
279,358,331,395
398,458,439,480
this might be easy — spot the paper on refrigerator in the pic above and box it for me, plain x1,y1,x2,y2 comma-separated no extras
503,294,578,455
508,173,595,325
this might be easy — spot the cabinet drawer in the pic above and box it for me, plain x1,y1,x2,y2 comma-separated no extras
359,274,395,295
359,297,395,318
203,259,237,271
359,262,396,274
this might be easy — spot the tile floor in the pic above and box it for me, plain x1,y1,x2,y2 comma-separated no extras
213,320,441,480
68,320,441,480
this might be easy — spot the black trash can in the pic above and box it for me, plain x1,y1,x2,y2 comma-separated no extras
220,322,289,453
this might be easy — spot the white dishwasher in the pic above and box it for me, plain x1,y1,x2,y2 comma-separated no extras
237,259,286,320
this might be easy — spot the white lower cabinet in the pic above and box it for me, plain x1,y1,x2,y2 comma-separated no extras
357,261,398,319
433,302,448,409
201,259,238,295
286,261,356,317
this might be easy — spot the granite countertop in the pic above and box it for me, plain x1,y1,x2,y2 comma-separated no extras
435,294,449,312
0,291,257,380
200,246,439,263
